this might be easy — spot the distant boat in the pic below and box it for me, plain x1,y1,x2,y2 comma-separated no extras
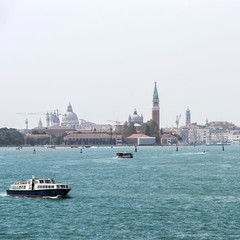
84,145,91,148
44,145,56,149
116,152,133,158
70,145,78,148
216,142,231,146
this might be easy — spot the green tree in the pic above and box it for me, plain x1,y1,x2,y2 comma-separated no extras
142,120,160,143
121,121,136,138
173,134,182,142
128,122,137,135
0,128,25,146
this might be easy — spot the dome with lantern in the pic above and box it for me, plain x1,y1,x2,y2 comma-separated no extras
61,103,79,129
128,109,143,125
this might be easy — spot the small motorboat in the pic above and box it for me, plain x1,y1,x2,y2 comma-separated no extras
116,152,133,158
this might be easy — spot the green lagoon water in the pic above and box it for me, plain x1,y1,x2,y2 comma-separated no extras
1,145,240,239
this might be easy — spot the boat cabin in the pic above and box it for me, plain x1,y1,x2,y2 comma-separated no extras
9,177,69,191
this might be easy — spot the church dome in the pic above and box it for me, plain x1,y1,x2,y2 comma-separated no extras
61,103,79,129
129,109,143,125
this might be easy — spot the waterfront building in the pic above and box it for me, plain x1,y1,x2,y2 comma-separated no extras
161,134,177,146
61,103,80,129
125,134,155,146
186,107,191,126
152,82,160,130
25,134,51,145
63,133,122,146
207,121,238,130
228,130,240,144
177,121,239,145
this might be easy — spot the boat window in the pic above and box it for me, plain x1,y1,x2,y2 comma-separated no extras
57,185,60,188
51,179,55,184
45,180,50,183
39,180,44,183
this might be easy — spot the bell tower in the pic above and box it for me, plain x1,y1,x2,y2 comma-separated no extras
152,82,160,130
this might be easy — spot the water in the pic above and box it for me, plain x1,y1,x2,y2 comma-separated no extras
1,145,240,239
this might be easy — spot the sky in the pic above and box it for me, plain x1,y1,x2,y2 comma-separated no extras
0,0,240,129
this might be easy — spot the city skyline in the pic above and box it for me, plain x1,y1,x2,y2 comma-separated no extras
1,0,240,129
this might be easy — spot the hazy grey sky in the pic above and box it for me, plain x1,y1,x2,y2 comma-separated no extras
0,0,240,129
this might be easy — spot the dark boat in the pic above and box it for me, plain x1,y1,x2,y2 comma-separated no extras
7,176,71,198
116,152,133,158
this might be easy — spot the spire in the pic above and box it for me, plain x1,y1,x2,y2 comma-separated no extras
186,107,191,126
46,112,50,127
25,118,28,130
153,81,159,99
38,118,42,128
152,82,160,130
67,102,73,112
152,82,159,110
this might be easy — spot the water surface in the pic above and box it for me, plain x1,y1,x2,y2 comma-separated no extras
1,145,240,239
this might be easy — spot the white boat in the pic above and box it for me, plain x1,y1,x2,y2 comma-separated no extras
7,176,71,198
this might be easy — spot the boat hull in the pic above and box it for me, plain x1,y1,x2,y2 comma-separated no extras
6,189,71,198
116,156,133,158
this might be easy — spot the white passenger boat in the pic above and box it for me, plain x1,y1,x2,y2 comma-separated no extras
7,176,71,198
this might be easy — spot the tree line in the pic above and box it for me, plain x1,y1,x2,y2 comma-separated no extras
0,128,24,146
120,120,160,143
